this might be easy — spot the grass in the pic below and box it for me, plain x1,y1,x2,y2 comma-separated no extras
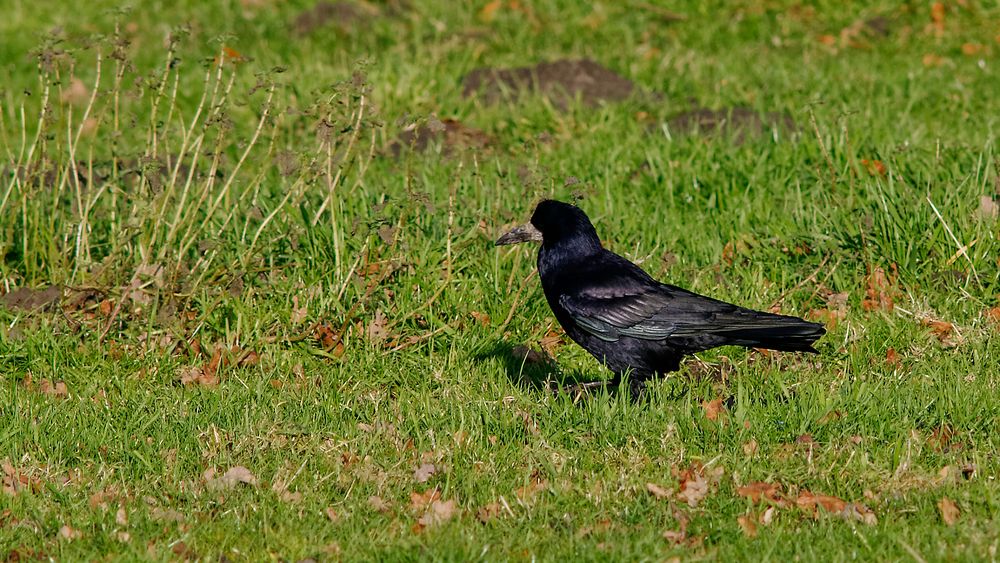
1,0,999,560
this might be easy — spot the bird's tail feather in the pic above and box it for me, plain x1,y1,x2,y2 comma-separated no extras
713,314,825,353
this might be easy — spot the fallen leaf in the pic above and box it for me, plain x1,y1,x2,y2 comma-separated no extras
325,507,340,522
150,507,184,522
368,495,392,513
886,347,900,367
843,502,878,525
862,265,897,312
417,499,458,528
410,489,441,511
115,507,128,526
737,513,758,537
38,379,69,399
539,329,564,355
366,310,389,343
927,425,962,453
742,439,759,456
515,479,548,502
206,466,256,489
938,497,959,525
701,397,724,421
737,482,785,505
413,463,437,484
922,53,944,67
675,463,724,508
796,490,847,514
860,158,887,177
979,196,998,220
986,306,1000,324
477,502,502,523
479,0,502,22
646,482,671,500
760,505,777,525
661,511,689,545
61,78,90,105
922,318,959,347
470,311,490,326
59,525,81,540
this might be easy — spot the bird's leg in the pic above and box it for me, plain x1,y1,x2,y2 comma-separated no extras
607,371,649,399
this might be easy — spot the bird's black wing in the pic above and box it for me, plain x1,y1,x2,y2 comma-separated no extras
558,281,751,342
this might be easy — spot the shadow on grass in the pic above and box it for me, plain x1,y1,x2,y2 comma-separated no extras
472,341,597,391
473,341,687,403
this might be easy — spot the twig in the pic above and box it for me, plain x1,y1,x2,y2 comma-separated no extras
926,196,977,281
769,255,830,310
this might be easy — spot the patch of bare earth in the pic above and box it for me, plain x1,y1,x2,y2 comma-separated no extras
292,1,382,35
462,59,635,108
388,117,492,158
666,106,796,143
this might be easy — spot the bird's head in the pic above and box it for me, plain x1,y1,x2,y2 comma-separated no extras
495,199,601,250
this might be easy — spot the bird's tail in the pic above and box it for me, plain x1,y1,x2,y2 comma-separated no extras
713,313,826,353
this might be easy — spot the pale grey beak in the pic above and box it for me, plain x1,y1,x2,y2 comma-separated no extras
495,223,543,246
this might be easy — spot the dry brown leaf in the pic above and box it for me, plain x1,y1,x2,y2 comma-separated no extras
366,310,389,343
938,497,960,525
470,311,491,326
886,347,900,367
860,158,887,177
646,482,671,500
410,489,441,512
38,379,69,399
979,196,998,220
843,503,878,525
479,0,502,22
59,524,81,540
515,479,548,502
737,513,758,537
862,265,897,312
150,507,184,522
742,439,759,456
675,463,724,508
796,490,847,514
986,306,1000,325
413,463,437,484
922,318,959,347
922,53,944,67
417,499,458,528
61,78,90,105
477,502,502,523
115,507,128,526
538,329,565,355
368,495,392,514
206,466,256,490
701,397,724,421
737,482,785,505
760,505,777,526
325,507,340,522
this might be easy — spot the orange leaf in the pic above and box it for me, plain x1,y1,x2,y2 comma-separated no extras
922,54,944,67
796,490,847,514
737,513,758,537
860,159,887,177
938,497,960,525
737,482,785,505
479,0,502,22
885,347,900,367
701,397,724,421
986,306,1000,324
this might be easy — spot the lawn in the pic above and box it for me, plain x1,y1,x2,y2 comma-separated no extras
1,0,999,560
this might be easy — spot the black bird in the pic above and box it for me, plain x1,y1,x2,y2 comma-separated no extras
495,200,825,395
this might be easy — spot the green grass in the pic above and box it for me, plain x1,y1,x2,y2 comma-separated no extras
2,0,999,560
